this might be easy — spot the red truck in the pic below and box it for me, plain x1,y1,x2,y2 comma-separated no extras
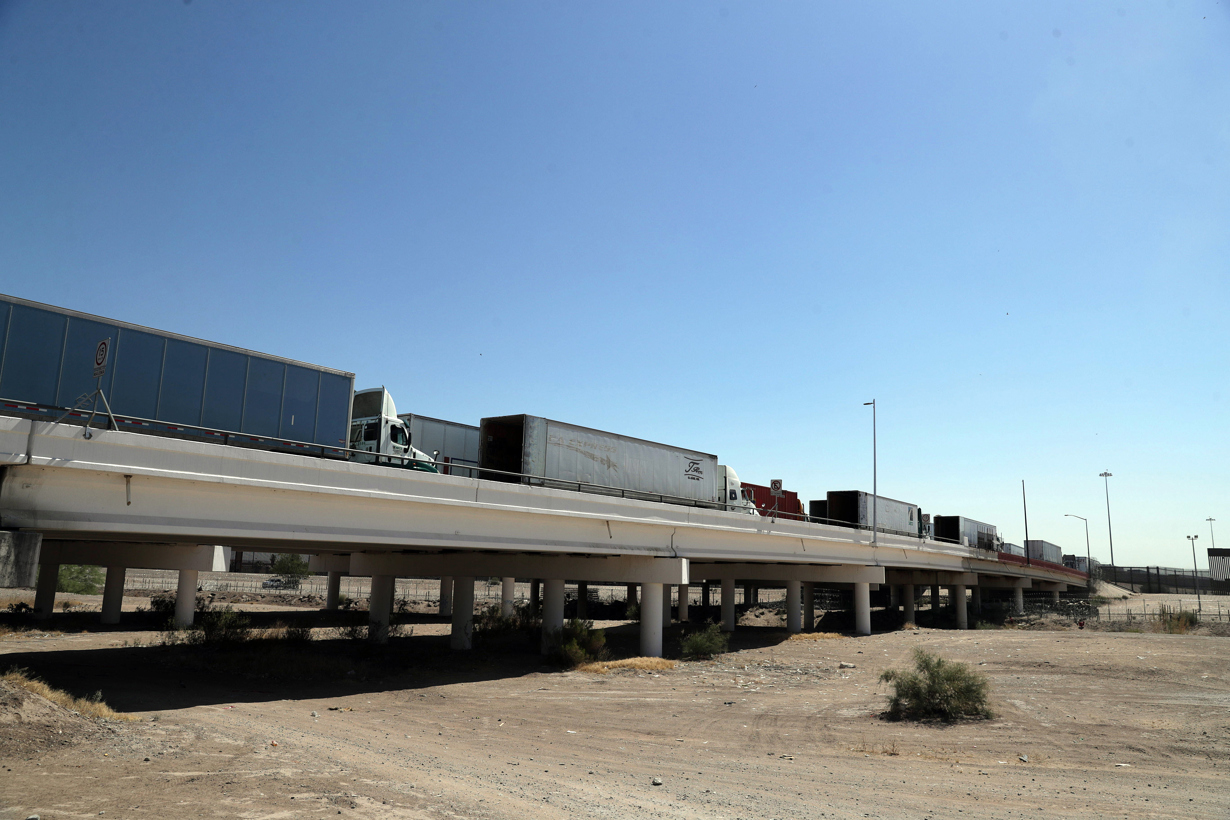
740,481,806,521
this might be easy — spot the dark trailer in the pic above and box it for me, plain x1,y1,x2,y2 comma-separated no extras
933,515,998,550
0,293,354,456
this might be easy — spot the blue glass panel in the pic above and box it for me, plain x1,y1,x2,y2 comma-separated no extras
241,357,284,437
279,365,319,442
57,317,120,407
315,372,352,446
157,339,209,425
201,349,246,432
0,305,68,405
109,328,165,419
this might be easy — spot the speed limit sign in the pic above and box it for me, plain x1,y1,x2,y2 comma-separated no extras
93,338,110,378
770,479,783,498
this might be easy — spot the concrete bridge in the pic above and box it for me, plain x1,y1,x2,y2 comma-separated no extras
0,415,1084,655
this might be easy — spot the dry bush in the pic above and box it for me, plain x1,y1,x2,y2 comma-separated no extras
787,632,847,641
880,648,993,722
680,623,728,659
2,667,136,721
578,657,677,674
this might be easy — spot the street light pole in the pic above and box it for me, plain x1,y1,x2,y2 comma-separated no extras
1187,534,1201,613
1100,471,1115,584
863,400,876,546
1065,514,1091,581
1208,517,1217,550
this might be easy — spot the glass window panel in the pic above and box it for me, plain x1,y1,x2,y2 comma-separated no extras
0,305,68,405
279,365,319,442
315,372,352,446
241,357,284,437
109,328,165,419
157,340,209,425
201,349,246,432
56,317,120,407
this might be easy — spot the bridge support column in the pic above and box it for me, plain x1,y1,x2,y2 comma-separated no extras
971,585,982,617
1051,589,1061,604
889,584,899,609
325,571,342,610
663,585,672,625
931,584,941,616
903,583,915,624
175,569,198,628
677,583,689,622
501,577,515,617
369,574,394,643
625,583,637,608
786,580,802,633
576,582,589,619
853,582,871,636
541,579,565,655
701,581,710,608
451,576,475,650
639,582,663,657
530,579,540,612
439,576,453,617
101,566,126,625
721,578,736,632
803,583,815,631
1014,585,1025,615
954,584,968,630
33,562,58,620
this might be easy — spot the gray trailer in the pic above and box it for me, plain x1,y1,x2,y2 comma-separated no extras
824,491,921,537
479,414,719,505
399,413,480,477
1026,539,1063,564
933,515,999,551
0,293,354,456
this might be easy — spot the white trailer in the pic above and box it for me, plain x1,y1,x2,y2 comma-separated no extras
399,413,480,477
479,414,752,511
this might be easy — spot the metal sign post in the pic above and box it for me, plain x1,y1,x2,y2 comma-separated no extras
53,337,118,438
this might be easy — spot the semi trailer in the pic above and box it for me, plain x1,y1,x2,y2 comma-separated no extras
823,490,923,537
933,515,1000,550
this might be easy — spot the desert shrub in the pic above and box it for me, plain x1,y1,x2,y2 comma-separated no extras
546,618,606,667
270,554,311,589
3,666,135,721
337,594,355,611
6,601,33,615
624,601,639,621
880,648,993,722
473,602,541,640
1156,604,1198,634
284,623,313,642
55,564,103,595
680,623,728,659
146,593,177,615
187,604,251,644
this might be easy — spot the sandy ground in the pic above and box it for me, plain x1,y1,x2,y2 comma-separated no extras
1,596,1228,820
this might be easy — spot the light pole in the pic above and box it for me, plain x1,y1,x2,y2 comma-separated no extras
863,400,877,545
1208,517,1217,550
1187,534,1201,613
1065,514,1091,580
1100,471,1115,583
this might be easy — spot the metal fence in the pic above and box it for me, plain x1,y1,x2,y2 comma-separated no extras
1097,565,1230,596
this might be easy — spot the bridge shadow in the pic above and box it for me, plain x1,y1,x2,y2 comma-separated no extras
0,613,802,715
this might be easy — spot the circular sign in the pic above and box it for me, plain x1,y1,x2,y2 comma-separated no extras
95,339,109,367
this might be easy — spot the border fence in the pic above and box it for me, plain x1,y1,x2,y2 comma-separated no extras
1097,565,1229,596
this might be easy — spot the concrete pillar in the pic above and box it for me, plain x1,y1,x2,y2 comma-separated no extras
1051,589,1061,604
1013,585,1025,615
663,585,673,625
439,576,454,617
325,571,342,610
954,584,968,630
903,583,916,624
853,582,871,636
677,583,689,622
971,585,982,616
931,584,941,614
576,581,589,619
530,579,540,611
803,582,815,631
721,578,736,632
785,580,802,633
175,569,199,628
33,562,58,620
100,566,125,625
626,583,638,606
450,576,475,650
889,584,899,609
639,582,664,657
541,578,565,655
501,577,516,617
369,574,394,643
701,581,711,608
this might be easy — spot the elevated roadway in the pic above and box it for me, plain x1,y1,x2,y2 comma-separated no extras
0,416,1084,654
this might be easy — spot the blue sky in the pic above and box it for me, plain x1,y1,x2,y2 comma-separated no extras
1,1,1227,568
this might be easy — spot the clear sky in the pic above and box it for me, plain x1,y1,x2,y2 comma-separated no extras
1,1,1226,569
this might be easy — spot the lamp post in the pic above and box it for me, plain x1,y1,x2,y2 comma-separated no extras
863,400,877,545
1065,514,1091,581
1100,471,1115,583
1187,534,1201,613
1208,517,1217,550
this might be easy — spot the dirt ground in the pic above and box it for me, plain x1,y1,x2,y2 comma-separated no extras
1,595,1228,820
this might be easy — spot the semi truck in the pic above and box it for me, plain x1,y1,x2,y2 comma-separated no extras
0,293,431,470
822,490,923,537
933,515,1000,551
349,388,437,471
741,480,805,520
478,413,756,513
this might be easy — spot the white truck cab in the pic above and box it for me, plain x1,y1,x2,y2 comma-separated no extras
717,464,758,514
349,387,438,472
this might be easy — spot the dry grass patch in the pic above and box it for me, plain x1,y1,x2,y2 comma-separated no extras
578,657,677,674
2,667,137,721
787,632,847,641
